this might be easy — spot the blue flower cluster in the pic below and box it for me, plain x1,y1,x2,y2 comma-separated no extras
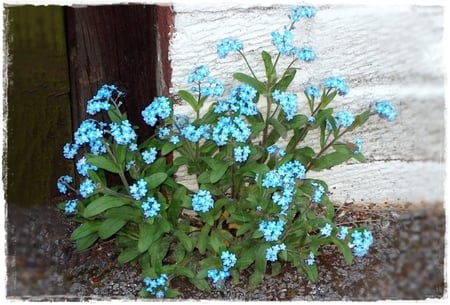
305,84,320,99
262,160,306,189
271,29,296,56
267,144,286,157
259,219,286,242
76,156,98,176
234,146,251,163
181,124,211,143
79,178,96,198
57,175,73,194
64,199,78,215
142,97,172,127
73,119,106,155
141,197,161,218
354,137,363,154
336,226,349,240
334,110,355,129
272,90,298,121
109,120,137,146
265,243,286,262
192,190,215,213
320,223,333,237
375,100,397,121
86,84,123,115
130,179,148,200
212,116,251,146
143,274,168,299
349,229,373,257
214,84,258,116
323,76,349,96
142,147,158,165
271,186,294,214
188,65,225,97
207,250,237,287
311,182,325,204
63,143,79,159
297,46,315,62
305,251,315,265
217,38,243,58
289,5,316,22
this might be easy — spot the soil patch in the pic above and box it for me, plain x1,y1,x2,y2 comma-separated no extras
6,198,446,301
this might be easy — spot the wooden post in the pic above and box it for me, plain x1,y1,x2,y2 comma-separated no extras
65,5,170,141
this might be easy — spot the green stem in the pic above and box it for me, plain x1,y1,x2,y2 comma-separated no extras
239,50,258,79
262,95,274,147
105,143,130,191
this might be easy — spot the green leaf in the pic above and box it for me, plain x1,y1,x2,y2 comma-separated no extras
233,72,266,94
83,196,130,218
138,222,156,253
118,247,141,263
174,266,195,279
274,67,296,92
161,141,178,155
165,289,181,298
86,154,120,173
76,232,99,251
191,278,211,292
104,206,142,222
312,151,352,171
248,270,264,290
254,244,268,274
175,230,194,252
174,243,186,263
87,169,105,186
107,108,123,124
115,144,128,167
178,89,199,112
320,90,337,109
197,224,211,255
204,158,229,184
332,236,353,264
268,117,287,138
98,218,127,239
304,263,319,282
271,262,282,276
262,51,277,84
144,172,168,189
71,222,101,240
286,114,307,129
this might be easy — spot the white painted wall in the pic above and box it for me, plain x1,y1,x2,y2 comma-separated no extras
168,3,445,204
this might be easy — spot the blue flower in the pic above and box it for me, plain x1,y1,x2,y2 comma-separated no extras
126,160,135,171
290,6,316,22
272,186,294,214
265,243,286,262
86,84,123,115
181,124,211,143
142,147,158,165
212,116,251,146
169,135,180,145
311,182,325,204
110,120,137,145
354,137,363,154
307,116,316,124
192,190,215,213
349,229,373,257
271,29,296,56
64,199,78,215
195,77,225,97
142,97,172,127
130,179,148,200
158,127,171,139
76,156,98,177
334,110,355,128
129,143,138,151
57,175,73,194
305,84,320,99
215,84,258,116
217,38,243,58
267,144,286,157
63,143,79,159
320,223,333,237
234,146,251,163
297,46,315,62
272,90,298,121
259,219,286,242
336,226,349,240
143,274,168,298
207,269,230,287
305,251,315,265
187,65,210,83
141,197,161,218
79,178,96,198
323,76,349,96
221,250,237,271
375,100,397,121
74,120,106,155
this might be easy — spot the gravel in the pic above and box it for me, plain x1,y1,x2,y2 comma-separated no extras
6,198,445,301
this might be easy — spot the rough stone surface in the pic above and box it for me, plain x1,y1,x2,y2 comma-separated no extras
6,199,445,301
